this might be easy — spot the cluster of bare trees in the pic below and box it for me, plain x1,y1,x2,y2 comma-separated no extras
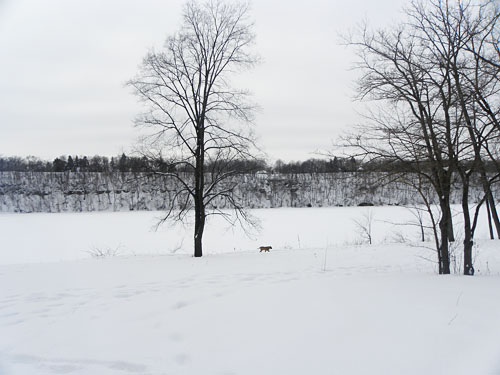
345,0,500,274
126,0,500,266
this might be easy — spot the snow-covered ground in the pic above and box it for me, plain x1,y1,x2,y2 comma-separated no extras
1,206,500,374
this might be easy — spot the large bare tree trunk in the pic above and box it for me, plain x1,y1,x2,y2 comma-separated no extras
439,198,452,275
447,205,455,242
194,205,205,258
194,126,205,258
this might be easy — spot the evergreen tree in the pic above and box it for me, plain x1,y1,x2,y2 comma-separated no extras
53,158,66,172
66,156,74,172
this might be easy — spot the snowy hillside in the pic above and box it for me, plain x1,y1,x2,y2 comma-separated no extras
1,171,497,212
1,206,500,374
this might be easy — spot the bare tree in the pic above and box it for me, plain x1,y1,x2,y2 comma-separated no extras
128,0,259,257
354,209,374,245
343,25,457,274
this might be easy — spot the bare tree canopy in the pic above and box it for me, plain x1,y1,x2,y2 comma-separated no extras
128,0,260,257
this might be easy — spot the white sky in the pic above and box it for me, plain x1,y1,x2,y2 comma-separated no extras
0,0,407,162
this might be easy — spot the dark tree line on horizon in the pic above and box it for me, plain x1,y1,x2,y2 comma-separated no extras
0,154,354,173
2,154,499,175
0,154,145,173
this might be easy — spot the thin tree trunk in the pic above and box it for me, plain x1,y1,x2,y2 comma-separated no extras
479,166,500,239
486,198,495,240
461,177,474,275
486,191,500,239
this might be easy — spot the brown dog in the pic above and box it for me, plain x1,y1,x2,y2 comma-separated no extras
259,246,272,252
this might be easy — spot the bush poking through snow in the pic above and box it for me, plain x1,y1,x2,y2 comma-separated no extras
353,209,374,245
86,244,123,258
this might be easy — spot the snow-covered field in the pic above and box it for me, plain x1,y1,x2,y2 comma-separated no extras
1,206,500,374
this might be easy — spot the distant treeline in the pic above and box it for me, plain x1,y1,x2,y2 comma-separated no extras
1,154,498,174
0,155,148,173
0,154,360,173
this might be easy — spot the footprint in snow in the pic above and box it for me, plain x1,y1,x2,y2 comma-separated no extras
45,363,83,374
4,319,24,326
174,353,190,365
114,293,133,299
108,361,148,373
10,354,148,374
168,332,183,342
172,300,189,310
1,311,19,318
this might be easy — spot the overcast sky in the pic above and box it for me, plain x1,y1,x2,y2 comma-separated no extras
0,0,407,162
